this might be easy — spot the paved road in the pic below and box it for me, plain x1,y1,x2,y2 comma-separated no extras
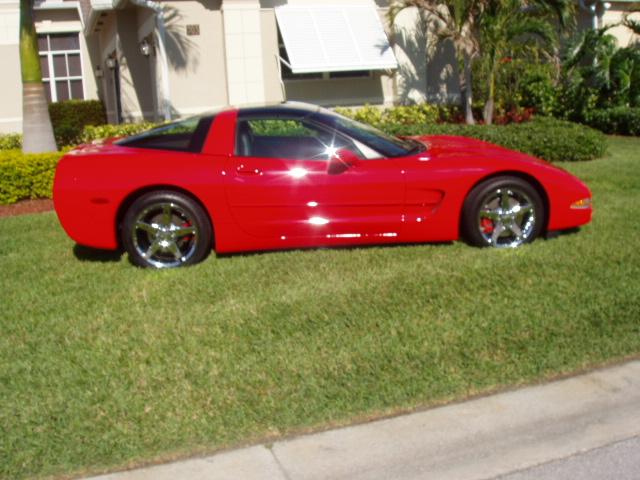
494,436,640,480
89,360,640,480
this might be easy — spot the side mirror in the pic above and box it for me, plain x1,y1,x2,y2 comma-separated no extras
328,149,360,175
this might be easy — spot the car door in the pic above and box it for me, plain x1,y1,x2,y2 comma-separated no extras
225,115,405,241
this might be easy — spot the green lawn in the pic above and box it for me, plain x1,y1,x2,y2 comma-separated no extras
1,137,639,479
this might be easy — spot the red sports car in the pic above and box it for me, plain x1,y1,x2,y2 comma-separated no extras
53,102,592,268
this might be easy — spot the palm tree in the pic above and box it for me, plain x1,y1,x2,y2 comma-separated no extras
389,0,573,124
563,26,640,112
20,0,57,153
623,6,640,35
390,0,486,124
478,0,557,124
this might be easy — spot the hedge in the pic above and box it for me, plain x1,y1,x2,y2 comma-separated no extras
379,117,607,163
0,133,22,150
80,122,159,144
335,104,441,127
583,107,640,136
0,150,62,204
49,100,107,147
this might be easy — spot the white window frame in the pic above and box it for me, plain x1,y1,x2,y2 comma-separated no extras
38,32,86,103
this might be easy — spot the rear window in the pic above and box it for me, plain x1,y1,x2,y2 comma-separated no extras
115,115,214,153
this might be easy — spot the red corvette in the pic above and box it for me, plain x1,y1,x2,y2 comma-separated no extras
53,102,592,268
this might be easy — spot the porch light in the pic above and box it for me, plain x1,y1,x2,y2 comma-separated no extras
140,39,151,57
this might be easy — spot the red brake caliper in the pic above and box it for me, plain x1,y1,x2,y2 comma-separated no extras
481,218,494,234
179,221,193,243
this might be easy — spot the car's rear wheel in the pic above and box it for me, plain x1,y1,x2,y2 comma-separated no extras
461,176,545,248
121,191,212,268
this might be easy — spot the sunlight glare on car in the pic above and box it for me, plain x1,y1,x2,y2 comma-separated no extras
308,216,330,225
324,145,339,159
288,167,308,179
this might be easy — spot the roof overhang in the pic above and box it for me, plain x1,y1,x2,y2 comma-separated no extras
81,0,118,35
275,3,398,74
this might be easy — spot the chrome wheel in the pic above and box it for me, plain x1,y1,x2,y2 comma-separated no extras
478,188,536,248
461,176,545,249
132,202,199,268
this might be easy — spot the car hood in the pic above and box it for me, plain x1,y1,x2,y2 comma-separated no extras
412,134,550,168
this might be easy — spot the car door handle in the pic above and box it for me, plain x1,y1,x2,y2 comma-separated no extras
237,165,262,176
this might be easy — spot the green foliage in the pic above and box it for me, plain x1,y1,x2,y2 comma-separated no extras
518,65,559,116
561,28,640,120
474,59,559,119
0,133,22,150
0,150,61,204
48,100,107,147
584,107,640,135
80,122,158,143
475,0,559,123
248,119,312,136
382,117,606,162
334,104,440,129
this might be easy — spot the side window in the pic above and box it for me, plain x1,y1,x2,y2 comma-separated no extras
236,118,362,160
115,116,213,152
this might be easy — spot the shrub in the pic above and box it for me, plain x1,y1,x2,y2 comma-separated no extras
335,104,440,128
0,133,22,150
0,150,62,204
49,100,107,147
381,117,606,162
80,122,158,144
583,107,640,136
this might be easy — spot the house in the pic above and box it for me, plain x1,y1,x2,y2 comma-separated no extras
0,0,637,133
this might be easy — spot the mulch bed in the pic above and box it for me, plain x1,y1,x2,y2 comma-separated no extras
0,199,54,218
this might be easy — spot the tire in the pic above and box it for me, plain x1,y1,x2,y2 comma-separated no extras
461,176,545,248
121,190,213,268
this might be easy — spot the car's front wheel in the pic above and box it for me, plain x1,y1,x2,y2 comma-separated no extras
461,176,545,248
121,191,212,268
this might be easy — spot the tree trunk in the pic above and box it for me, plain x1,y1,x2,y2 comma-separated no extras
460,50,475,125
22,83,57,153
483,66,496,125
20,0,57,153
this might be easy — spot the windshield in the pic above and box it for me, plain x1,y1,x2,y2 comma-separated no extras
325,111,425,157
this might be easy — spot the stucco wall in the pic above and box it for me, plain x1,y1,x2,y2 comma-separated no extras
115,9,155,122
0,0,20,133
0,44,21,133
602,3,640,47
160,0,228,115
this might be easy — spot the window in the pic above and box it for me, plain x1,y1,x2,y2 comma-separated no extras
38,33,84,103
236,117,362,160
115,115,215,153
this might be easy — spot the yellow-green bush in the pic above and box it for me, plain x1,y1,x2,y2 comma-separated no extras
0,150,62,205
335,103,440,128
80,122,158,144
0,133,22,150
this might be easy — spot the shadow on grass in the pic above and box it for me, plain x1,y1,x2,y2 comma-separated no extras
215,241,455,259
73,244,123,263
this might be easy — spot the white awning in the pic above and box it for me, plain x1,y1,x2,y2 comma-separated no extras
275,4,398,74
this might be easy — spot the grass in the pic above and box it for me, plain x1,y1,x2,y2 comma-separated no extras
1,136,640,479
